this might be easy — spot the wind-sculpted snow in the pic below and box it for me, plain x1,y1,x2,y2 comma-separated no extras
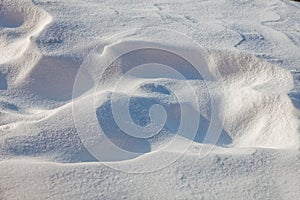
1,39,297,163
0,0,299,199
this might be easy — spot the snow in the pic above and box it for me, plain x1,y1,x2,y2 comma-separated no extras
0,0,300,199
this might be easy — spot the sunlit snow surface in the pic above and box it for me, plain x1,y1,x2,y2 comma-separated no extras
0,0,300,199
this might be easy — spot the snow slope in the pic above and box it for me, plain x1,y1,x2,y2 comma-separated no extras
0,0,300,199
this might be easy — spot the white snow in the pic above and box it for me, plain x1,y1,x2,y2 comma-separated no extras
0,0,300,199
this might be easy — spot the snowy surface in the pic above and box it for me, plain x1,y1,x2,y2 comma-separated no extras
0,0,300,199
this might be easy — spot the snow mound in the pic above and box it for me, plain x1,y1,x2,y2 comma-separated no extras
24,56,82,101
3,39,299,163
0,38,299,163
87,40,299,150
211,50,299,149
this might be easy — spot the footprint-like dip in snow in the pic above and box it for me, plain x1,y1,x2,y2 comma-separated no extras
0,72,7,90
0,11,24,28
0,0,52,64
